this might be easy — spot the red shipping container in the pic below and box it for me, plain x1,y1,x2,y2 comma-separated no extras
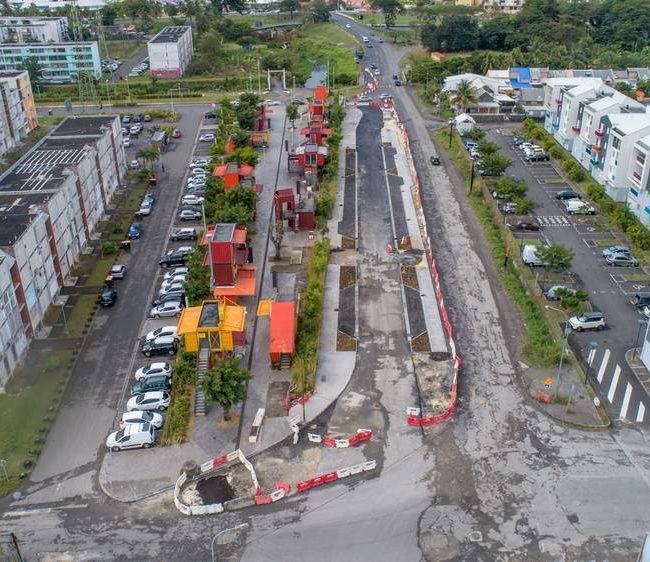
210,240,234,264
213,263,235,286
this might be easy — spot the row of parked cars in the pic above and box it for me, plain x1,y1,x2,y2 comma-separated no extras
105,147,210,451
512,137,550,162
462,139,503,177
128,58,149,77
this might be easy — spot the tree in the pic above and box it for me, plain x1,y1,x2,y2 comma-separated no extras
101,3,118,25
450,79,477,113
491,177,526,200
537,243,574,272
312,0,330,23
279,0,299,19
236,104,256,130
477,140,499,155
22,57,43,91
184,246,211,305
202,357,251,420
480,153,511,176
370,0,403,28
420,15,479,52
286,103,299,127
136,145,159,168
270,219,284,259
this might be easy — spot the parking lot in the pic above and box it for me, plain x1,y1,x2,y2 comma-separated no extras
489,127,649,422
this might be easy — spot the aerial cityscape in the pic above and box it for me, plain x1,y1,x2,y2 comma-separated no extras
0,0,648,560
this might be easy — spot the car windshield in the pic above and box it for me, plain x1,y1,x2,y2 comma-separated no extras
142,411,153,421
115,429,125,440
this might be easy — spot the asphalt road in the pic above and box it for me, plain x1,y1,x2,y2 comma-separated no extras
489,128,649,422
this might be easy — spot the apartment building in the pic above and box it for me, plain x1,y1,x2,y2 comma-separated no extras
483,0,525,12
0,16,68,43
147,26,193,79
0,41,101,82
0,70,38,157
543,77,603,135
627,136,650,226
0,115,125,389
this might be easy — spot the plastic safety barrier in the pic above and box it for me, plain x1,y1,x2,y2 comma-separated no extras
305,429,373,448
295,460,377,494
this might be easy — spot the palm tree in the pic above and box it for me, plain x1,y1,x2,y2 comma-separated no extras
136,145,160,169
451,80,478,114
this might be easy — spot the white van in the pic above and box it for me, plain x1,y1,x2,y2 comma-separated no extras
362,36,369,43
522,244,547,267
564,199,596,215
106,422,154,451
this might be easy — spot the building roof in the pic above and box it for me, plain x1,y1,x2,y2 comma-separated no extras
269,301,295,354
149,26,190,44
509,66,532,89
0,70,26,78
637,134,650,152
50,115,116,137
606,113,650,136
586,96,619,113
0,192,48,247
519,87,544,103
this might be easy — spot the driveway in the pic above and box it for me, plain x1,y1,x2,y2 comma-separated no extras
490,128,649,422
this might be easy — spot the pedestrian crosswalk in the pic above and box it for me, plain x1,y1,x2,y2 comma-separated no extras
537,215,571,227
588,348,647,422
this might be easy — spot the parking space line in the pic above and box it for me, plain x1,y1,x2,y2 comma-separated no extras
637,402,646,422
607,365,621,402
619,382,632,419
587,347,596,366
597,349,610,383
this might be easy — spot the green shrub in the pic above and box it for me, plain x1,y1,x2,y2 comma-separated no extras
548,145,564,159
101,241,119,255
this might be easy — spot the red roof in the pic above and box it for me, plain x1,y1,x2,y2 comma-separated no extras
314,86,328,102
269,301,295,354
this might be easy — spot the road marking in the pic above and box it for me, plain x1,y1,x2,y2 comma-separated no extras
587,347,596,366
537,215,570,226
637,402,646,422
597,349,610,383
607,365,621,402
619,382,633,419
3,504,88,518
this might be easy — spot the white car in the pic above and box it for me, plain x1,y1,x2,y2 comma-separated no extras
150,301,183,318
106,423,154,451
199,133,215,142
164,267,188,280
346,24,351,28
127,391,171,412
135,362,172,381
182,194,205,206
180,209,202,221
145,326,178,342
129,160,140,169
161,276,186,291
120,410,163,429
122,137,131,148
264,99,280,106
159,282,184,295
191,158,210,166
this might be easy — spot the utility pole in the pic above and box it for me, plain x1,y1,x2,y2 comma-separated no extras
257,59,261,94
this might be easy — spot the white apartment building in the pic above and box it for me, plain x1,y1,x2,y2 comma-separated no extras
0,249,28,388
7,0,106,10
0,16,68,43
543,77,603,135
592,113,650,202
556,83,602,151
626,135,650,227
147,26,193,79
0,70,38,157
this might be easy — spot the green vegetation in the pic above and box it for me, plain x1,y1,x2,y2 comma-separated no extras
86,255,117,286
315,101,345,225
292,239,330,391
161,351,196,446
104,40,143,60
0,348,75,496
202,357,251,420
341,11,418,26
184,245,211,306
437,128,561,367
536,243,574,272
66,295,99,339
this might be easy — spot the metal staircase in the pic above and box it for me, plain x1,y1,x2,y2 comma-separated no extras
280,353,291,370
195,343,210,416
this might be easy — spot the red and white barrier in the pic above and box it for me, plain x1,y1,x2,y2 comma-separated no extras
307,428,373,448
254,482,291,505
295,460,377,493
249,408,265,444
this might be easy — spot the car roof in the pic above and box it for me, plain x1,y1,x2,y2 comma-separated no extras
582,311,603,319
153,335,177,344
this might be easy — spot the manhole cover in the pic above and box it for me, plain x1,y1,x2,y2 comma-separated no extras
468,531,483,543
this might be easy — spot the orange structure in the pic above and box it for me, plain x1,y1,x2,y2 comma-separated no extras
212,162,255,191
177,300,247,353
257,300,296,369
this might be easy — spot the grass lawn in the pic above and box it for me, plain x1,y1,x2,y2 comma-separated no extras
592,238,619,247
126,182,149,210
85,255,117,286
105,40,143,60
65,295,98,339
302,22,360,49
622,274,650,282
0,348,75,496
340,11,418,26
227,13,302,25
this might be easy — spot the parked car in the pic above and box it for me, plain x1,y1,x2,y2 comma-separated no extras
106,422,154,451
192,157,210,165
110,264,127,279
120,410,163,429
264,99,280,106
145,326,178,342
122,115,131,124
555,190,581,200
199,133,215,142
175,246,195,257
522,244,547,267
170,227,197,241
164,267,188,280
502,202,518,214
135,362,172,381
135,202,152,217
568,311,605,331
180,209,202,221
545,285,576,301
358,95,372,103
126,390,171,412
565,200,596,215
129,160,140,169
430,156,441,166
172,128,181,138
132,374,171,395
606,254,639,267
525,151,550,162
152,291,185,307
100,286,117,307
161,276,186,291
142,335,178,357
509,220,540,231
602,245,630,259
122,138,131,148
143,114,152,122
159,250,188,268
630,294,650,309
181,195,204,206
150,301,183,319
128,221,142,239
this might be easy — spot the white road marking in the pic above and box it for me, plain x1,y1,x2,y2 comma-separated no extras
637,402,646,423
607,365,621,403
587,347,596,366
597,349,610,383
619,383,632,419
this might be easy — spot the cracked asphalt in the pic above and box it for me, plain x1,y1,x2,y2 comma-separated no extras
1,23,649,562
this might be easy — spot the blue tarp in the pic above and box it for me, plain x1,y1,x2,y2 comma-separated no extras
509,67,532,89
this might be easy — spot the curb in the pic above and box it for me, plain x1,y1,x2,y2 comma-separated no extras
98,476,175,504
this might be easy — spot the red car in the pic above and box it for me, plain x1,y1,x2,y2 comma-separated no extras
172,129,181,138
510,220,540,231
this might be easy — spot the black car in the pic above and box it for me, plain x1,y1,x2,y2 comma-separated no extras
170,228,197,241
204,111,216,119
99,286,117,307
159,250,187,268
631,294,650,308
133,114,142,123
132,374,171,395
141,336,178,357
152,291,185,308
555,190,581,200
430,156,440,166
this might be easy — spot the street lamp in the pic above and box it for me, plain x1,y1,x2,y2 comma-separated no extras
634,318,647,358
448,119,454,149
210,523,249,562
545,305,570,398
468,158,475,194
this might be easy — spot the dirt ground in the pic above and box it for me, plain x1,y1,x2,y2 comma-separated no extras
412,353,453,412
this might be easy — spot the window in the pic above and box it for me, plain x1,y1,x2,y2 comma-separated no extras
612,136,621,149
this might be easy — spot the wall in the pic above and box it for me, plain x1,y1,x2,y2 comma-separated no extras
0,250,28,389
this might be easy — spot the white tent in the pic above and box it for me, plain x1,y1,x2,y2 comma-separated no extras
453,113,476,134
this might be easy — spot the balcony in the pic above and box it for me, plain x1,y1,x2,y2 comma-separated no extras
592,144,601,153
571,124,580,133
637,154,646,165
594,129,604,138
556,98,563,105
633,171,642,181
590,157,599,166
552,121,560,129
